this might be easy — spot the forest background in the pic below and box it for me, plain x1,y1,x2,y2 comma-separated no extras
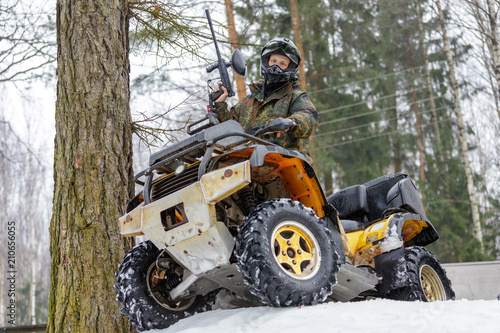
1,0,499,328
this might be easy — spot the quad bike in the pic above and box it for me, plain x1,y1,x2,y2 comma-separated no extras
113,9,454,332
113,117,455,331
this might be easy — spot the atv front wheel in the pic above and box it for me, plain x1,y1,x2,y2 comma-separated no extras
236,199,339,306
114,241,217,331
386,247,454,301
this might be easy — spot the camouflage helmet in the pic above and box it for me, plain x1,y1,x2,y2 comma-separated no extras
260,37,301,83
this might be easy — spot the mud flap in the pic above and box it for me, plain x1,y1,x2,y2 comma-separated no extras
374,247,408,293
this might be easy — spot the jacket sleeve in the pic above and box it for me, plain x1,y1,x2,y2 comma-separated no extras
214,102,237,122
287,93,318,138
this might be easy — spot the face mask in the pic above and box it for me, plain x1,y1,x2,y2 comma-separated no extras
267,65,283,74
263,64,290,84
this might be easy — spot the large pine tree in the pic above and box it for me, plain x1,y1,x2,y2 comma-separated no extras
48,0,134,331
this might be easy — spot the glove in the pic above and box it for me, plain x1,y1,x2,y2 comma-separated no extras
267,117,296,131
254,117,296,136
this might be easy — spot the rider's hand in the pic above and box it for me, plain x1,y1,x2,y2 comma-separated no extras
254,117,297,137
269,117,297,132
284,118,297,132
212,82,229,103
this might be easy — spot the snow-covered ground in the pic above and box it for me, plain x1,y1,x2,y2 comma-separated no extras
151,299,500,333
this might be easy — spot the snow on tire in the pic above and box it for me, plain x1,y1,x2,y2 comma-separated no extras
236,199,340,307
385,246,455,302
114,241,217,331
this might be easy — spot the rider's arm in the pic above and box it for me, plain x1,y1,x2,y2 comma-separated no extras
286,94,318,138
214,101,237,122
212,84,238,122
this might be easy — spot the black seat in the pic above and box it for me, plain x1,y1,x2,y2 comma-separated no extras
327,184,369,223
340,219,367,232
328,173,418,232
363,172,408,222
386,177,427,219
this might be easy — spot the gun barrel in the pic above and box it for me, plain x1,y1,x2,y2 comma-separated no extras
205,9,223,61
205,8,236,107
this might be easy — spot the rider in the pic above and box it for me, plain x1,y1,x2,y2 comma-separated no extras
212,37,318,164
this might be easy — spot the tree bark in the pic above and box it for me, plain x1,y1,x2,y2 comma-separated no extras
436,0,483,248
48,0,134,332
290,0,307,91
225,0,247,100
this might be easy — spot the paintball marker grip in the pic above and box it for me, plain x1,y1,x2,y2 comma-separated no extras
210,89,224,102
210,82,234,102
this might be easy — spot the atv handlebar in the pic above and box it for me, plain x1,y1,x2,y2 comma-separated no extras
253,117,297,137
133,129,278,186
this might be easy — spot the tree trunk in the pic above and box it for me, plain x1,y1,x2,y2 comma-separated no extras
323,168,334,197
436,0,483,248
48,0,134,332
486,0,500,110
481,34,500,120
30,211,37,325
1,120,13,327
388,76,401,173
468,0,500,122
290,0,307,91
391,112,401,173
0,231,4,326
415,0,445,164
225,0,247,99
406,37,426,184
26,154,38,325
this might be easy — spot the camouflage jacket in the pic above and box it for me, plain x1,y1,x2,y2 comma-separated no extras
214,80,318,163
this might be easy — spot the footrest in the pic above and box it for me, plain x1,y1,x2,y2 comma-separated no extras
329,264,379,301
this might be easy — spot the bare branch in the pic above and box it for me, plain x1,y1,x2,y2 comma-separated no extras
130,87,206,147
0,0,56,82
0,119,42,165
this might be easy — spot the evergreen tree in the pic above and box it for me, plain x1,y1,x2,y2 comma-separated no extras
305,0,392,190
231,0,495,261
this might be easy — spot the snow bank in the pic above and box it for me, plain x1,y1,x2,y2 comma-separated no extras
150,299,500,333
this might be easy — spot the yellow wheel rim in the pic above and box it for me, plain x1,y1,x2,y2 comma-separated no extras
420,264,446,301
271,221,321,280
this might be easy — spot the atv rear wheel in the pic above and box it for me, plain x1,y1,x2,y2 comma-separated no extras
386,247,454,301
236,199,339,306
114,241,217,331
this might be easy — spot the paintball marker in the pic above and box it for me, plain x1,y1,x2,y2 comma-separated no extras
205,9,246,113
187,9,247,135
